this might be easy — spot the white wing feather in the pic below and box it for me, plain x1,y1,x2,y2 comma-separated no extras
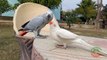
56,28,78,40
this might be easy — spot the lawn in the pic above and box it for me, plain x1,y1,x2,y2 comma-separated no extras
0,22,107,60
61,24,107,39
69,28,107,38
0,23,20,60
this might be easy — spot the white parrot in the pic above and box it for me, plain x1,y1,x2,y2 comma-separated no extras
49,20,107,56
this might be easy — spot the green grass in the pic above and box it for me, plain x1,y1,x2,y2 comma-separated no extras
0,23,20,60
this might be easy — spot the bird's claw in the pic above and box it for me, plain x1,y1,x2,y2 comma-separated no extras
56,44,67,49
36,35,48,39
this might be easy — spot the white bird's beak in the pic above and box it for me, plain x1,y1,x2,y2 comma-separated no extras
49,21,53,25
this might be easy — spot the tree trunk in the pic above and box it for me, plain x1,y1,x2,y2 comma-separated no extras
95,8,101,29
85,20,89,25
68,23,71,29
95,0,102,30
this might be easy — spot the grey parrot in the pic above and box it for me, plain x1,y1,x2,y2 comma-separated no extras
21,10,53,38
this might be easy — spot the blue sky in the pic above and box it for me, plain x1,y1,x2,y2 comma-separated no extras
62,0,107,11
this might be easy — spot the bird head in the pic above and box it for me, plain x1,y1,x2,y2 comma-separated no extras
46,10,53,21
49,21,56,27
49,21,59,30
49,21,60,30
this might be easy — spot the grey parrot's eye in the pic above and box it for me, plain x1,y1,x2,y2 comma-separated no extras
47,14,51,19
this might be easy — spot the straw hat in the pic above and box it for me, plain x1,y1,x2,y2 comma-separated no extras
13,2,58,37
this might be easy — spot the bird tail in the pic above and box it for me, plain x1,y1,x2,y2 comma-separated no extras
72,38,94,50
71,38,107,56
21,21,30,28
97,48,107,56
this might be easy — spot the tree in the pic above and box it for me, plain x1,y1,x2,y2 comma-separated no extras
75,0,97,24
95,0,103,29
14,0,61,9
61,10,80,29
65,11,72,29
102,4,107,29
102,4,107,20
33,0,61,9
0,0,11,15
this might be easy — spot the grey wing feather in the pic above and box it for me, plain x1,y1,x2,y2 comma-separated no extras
24,17,44,31
22,21,30,28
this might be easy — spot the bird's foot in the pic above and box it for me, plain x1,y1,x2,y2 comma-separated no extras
36,35,48,39
56,44,67,49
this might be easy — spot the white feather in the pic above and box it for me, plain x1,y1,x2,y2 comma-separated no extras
56,28,78,40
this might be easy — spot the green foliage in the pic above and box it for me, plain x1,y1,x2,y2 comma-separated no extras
33,0,61,9
18,0,34,3
61,10,81,29
75,0,97,23
0,0,11,15
15,0,61,9
12,3,20,10
62,10,81,23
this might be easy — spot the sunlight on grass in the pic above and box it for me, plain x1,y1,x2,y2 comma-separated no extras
69,28,107,38
0,23,20,60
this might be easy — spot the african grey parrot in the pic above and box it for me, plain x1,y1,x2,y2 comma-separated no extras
21,10,53,38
